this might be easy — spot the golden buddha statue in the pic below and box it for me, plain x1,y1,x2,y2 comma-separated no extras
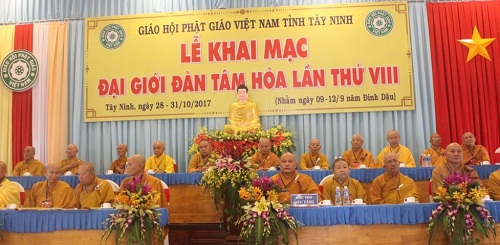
224,84,262,133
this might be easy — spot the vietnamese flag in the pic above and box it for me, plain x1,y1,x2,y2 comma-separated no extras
427,1,500,162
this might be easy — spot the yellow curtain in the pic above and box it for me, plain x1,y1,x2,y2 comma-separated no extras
47,22,69,164
0,26,14,174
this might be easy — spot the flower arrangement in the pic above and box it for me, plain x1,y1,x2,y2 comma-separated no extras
237,176,301,244
188,123,296,160
200,155,259,226
428,172,496,244
102,177,164,245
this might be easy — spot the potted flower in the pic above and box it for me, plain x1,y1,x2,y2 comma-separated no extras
101,177,164,244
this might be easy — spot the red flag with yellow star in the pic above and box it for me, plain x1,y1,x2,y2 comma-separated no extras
427,2,500,162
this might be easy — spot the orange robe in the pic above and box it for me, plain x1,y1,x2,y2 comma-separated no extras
270,172,322,201
60,156,83,175
488,170,500,200
370,172,419,204
250,152,280,169
13,159,45,176
120,173,168,208
430,162,481,194
341,149,375,168
70,177,115,209
422,147,445,166
24,180,74,208
299,153,330,170
188,152,218,173
461,145,490,165
322,177,367,204
109,156,127,174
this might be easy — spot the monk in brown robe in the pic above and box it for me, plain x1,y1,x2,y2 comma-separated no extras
421,133,445,166
461,132,490,165
13,146,44,176
341,134,375,168
188,139,217,173
300,139,330,170
71,162,115,209
109,144,128,174
24,163,73,208
249,138,280,171
60,144,83,175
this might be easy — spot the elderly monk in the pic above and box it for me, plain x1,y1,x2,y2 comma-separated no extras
322,158,367,204
341,134,375,168
188,139,217,173
250,138,280,171
461,132,490,165
431,143,481,194
145,141,176,173
109,144,128,174
71,162,115,209
223,84,262,133
370,153,419,204
13,146,45,176
488,170,500,200
299,139,330,170
24,163,73,208
422,133,445,166
270,152,322,200
60,144,84,175
121,154,168,208
0,161,21,208
375,130,416,168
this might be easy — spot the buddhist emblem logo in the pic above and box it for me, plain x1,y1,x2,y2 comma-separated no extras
365,10,394,37
100,24,126,49
1,50,39,92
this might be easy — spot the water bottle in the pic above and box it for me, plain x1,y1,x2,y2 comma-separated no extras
334,187,342,206
342,186,350,206
420,154,425,167
426,154,431,167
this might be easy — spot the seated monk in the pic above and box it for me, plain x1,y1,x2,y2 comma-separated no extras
71,162,115,209
488,169,500,200
461,132,490,165
13,146,45,176
341,134,375,168
270,152,322,202
375,130,416,168
322,158,367,204
188,139,218,173
249,138,280,171
370,153,419,204
299,139,330,170
422,133,445,166
24,163,74,208
223,84,261,133
0,161,21,208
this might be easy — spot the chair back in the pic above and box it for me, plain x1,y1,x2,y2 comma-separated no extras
318,174,334,194
161,180,170,205
173,163,178,173
105,179,121,194
11,181,25,206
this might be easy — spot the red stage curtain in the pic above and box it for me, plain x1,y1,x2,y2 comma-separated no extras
12,24,34,168
427,2,500,162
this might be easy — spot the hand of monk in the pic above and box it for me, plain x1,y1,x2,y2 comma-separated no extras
114,166,123,174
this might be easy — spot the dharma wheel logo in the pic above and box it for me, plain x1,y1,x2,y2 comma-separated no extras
100,24,126,50
365,10,394,37
1,50,39,92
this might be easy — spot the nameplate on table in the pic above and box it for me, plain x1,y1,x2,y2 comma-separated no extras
290,194,318,207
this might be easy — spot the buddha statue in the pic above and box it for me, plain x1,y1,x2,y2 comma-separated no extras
223,84,262,134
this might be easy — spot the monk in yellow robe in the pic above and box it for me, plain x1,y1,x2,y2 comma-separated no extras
270,152,322,202
60,144,84,175
370,153,419,204
375,130,416,168
223,84,261,133
145,141,176,173
431,143,481,194
24,163,74,208
121,154,168,208
322,158,367,204
0,161,21,208
250,138,280,170
299,139,330,170
341,134,375,168
71,163,115,209
488,170,500,200
109,143,128,174
13,146,45,176
461,132,490,165
422,133,445,166
188,139,217,173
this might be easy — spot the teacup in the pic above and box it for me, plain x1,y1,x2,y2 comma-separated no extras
482,161,491,165
64,171,72,176
483,195,492,201
268,167,276,171
23,172,31,176
320,200,331,205
101,203,112,208
6,203,17,209
351,198,364,205
313,166,321,170
146,169,154,174
358,164,367,169
404,196,416,203
106,170,114,175
399,162,406,168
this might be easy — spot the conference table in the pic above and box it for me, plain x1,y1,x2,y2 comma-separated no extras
8,165,500,189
